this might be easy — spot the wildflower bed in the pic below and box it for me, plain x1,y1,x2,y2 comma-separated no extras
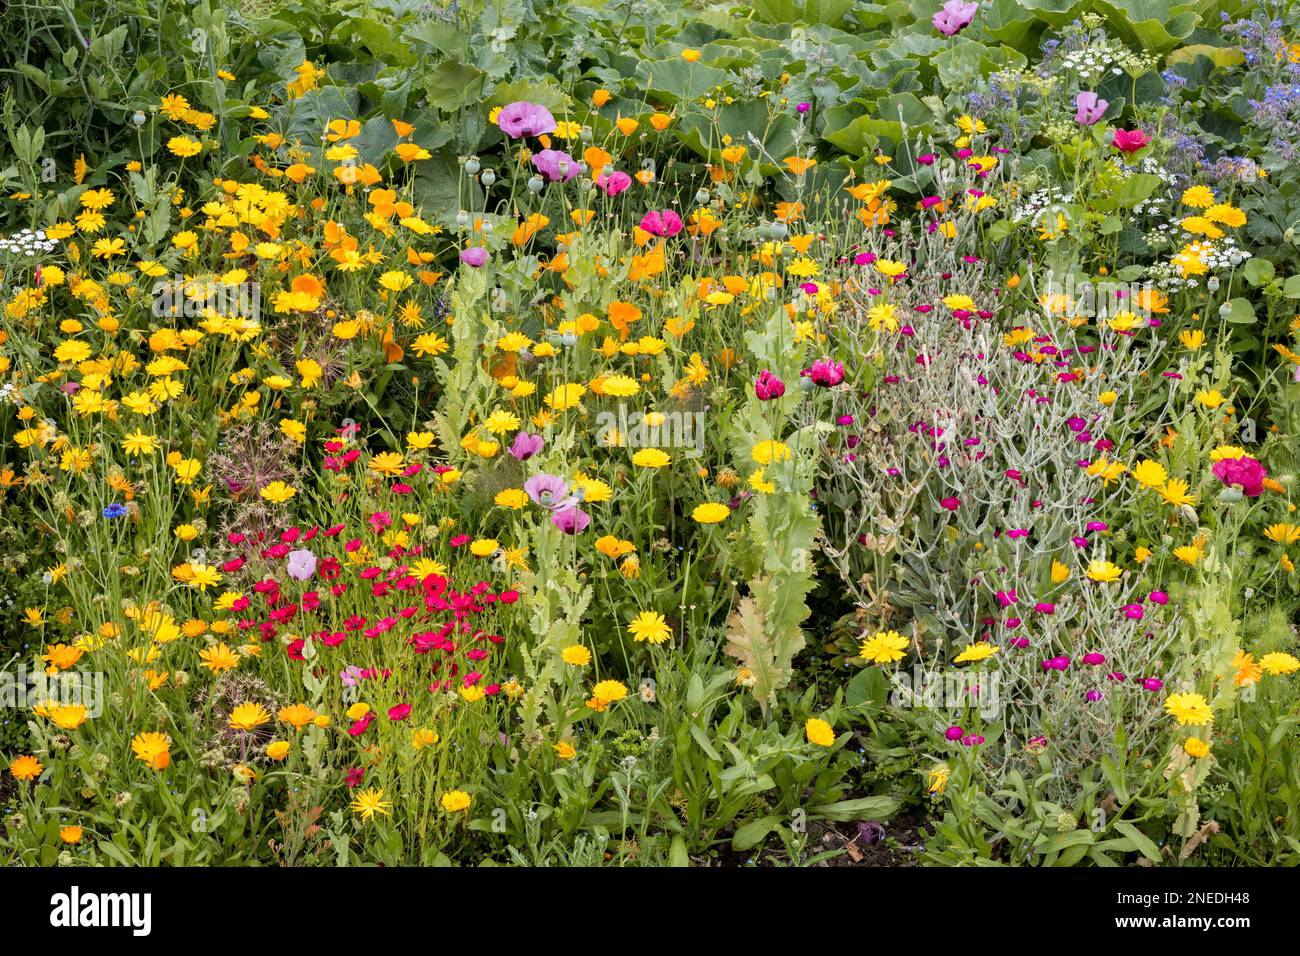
1,0,1299,867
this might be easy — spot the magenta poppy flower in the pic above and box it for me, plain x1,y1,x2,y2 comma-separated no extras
348,712,375,736
1212,455,1266,498
496,101,557,139
803,357,845,386
639,209,683,237
551,506,590,535
1111,128,1150,154
1074,92,1108,125
460,247,488,268
597,169,632,196
932,0,978,35
754,369,785,400
530,148,578,183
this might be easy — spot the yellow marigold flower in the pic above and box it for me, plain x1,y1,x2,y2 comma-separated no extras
859,629,908,664
553,740,577,760
805,717,836,747
1232,651,1262,687
751,440,791,465
691,502,730,524
229,702,271,731
562,645,592,666
1130,459,1168,489
928,763,950,795
266,740,291,761
631,448,671,468
627,611,672,645
130,732,171,770
1183,737,1210,758
1085,559,1122,583
495,488,528,509
259,481,296,503
351,788,393,821
441,790,472,813
9,754,44,781
1165,692,1213,726
1260,652,1300,676
587,679,629,711
953,641,999,664
199,642,240,673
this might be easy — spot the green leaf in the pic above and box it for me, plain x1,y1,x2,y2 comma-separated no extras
1226,297,1256,325
669,835,691,867
809,795,901,822
1113,820,1163,863
634,58,730,105
732,815,783,852
422,60,487,113
845,666,889,708
1244,258,1274,287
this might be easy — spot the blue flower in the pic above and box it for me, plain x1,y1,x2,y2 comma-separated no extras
102,503,128,519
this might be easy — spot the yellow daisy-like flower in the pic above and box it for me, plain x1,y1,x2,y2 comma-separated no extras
9,754,44,781
167,135,203,157
441,790,472,813
1259,652,1300,676
561,645,591,666
351,788,393,821
627,610,672,645
1085,559,1121,583
859,629,909,664
1130,459,1168,489
805,717,836,747
1164,692,1213,726
751,440,791,465
544,383,586,411
953,641,999,664
691,502,730,524
631,448,671,468
259,481,296,503
229,702,271,732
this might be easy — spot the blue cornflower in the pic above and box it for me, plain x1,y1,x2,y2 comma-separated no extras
102,502,128,519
